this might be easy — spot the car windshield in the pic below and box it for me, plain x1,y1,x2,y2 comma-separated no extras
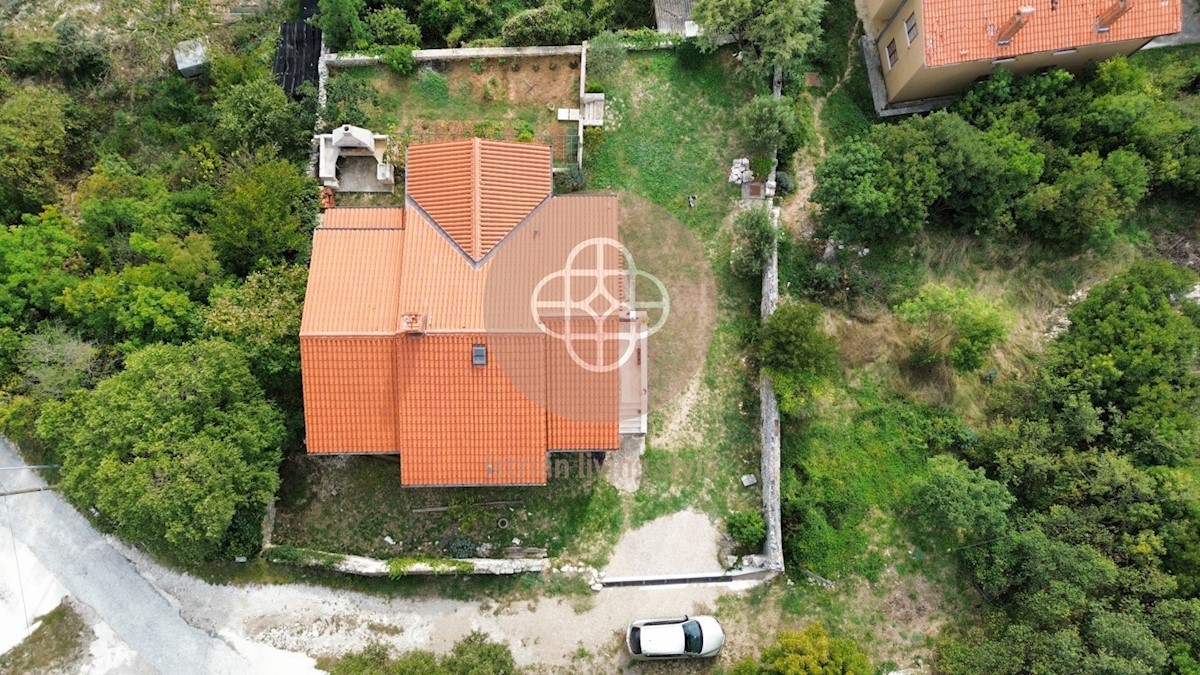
682,620,703,654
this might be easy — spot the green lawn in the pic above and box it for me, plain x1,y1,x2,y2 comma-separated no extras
0,602,88,673
585,49,764,526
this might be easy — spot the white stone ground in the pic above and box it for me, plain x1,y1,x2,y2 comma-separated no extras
0,529,66,655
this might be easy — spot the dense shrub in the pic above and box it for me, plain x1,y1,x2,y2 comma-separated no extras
214,78,310,158
730,623,872,675
321,75,379,130
366,7,421,45
729,206,776,279
586,31,627,80
738,94,799,153
759,300,838,416
501,3,580,47
728,509,766,550
553,165,585,193
382,45,416,76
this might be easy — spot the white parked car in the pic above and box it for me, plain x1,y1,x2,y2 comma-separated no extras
626,615,725,660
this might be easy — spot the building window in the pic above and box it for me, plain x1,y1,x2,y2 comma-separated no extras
993,57,1017,64
472,343,487,366
1053,48,1078,55
905,13,918,44
886,39,898,68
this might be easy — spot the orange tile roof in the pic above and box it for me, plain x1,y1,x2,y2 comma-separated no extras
922,0,1181,67
300,145,623,486
396,334,548,486
301,336,397,453
321,207,405,229
301,225,405,335
406,139,551,261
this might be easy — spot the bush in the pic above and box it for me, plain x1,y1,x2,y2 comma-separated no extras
729,206,776,279
759,300,838,415
775,170,795,197
739,94,799,153
382,45,416,76
554,166,585,193
728,509,766,550
322,75,379,130
501,3,579,47
586,31,627,81
582,126,605,153
895,284,1007,373
366,7,421,45
447,538,475,558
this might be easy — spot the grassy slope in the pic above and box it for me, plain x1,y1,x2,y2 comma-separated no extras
0,601,89,673
585,49,763,527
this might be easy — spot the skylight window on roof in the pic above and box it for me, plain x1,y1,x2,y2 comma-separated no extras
472,343,488,366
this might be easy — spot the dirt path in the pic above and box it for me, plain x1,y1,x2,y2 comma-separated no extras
778,21,863,240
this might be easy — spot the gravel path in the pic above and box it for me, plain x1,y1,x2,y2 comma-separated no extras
1,440,750,672
0,439,317,675
602,509,725,578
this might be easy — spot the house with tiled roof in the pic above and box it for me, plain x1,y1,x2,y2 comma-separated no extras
299,139,647,486
864,0,1180,108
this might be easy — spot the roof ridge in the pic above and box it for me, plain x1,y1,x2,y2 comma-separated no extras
471,137,482,260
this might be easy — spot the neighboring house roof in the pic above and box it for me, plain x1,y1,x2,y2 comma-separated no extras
301,140,624,486
922,0,1181,67
654,0,694,34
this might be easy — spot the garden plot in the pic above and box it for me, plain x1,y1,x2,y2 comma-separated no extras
332,55,582,166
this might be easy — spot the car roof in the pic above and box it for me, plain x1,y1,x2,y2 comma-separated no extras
639,624,685,656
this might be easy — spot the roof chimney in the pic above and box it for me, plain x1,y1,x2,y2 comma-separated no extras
1097,0,1131,32
997,6,1036,45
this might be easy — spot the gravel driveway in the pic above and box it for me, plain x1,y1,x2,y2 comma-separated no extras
0,439,750,672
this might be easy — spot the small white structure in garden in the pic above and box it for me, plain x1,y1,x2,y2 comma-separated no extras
314,124,395,193
174,38,210,78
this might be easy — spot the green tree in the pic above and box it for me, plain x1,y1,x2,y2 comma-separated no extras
812,141,900,241
0,208,83,328
366,6,421,45
214,79,310,158
0,84,69,223
206,157,318,276
693,0,826,76
317,0,371,50
915,455,1015,593
739,94,800,153
16,325,99,401
731,623,872,674
1016,150,1147,248
896,284,1007,372
39,340,284,563
585,31,627,81
759,300,838,415
1041,260,1199,465
58,232,221,346
500,3,579,47
203,264,307,393
729,206,776,279
417,0,492,47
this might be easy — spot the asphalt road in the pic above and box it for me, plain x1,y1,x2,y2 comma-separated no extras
0,439,253,675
